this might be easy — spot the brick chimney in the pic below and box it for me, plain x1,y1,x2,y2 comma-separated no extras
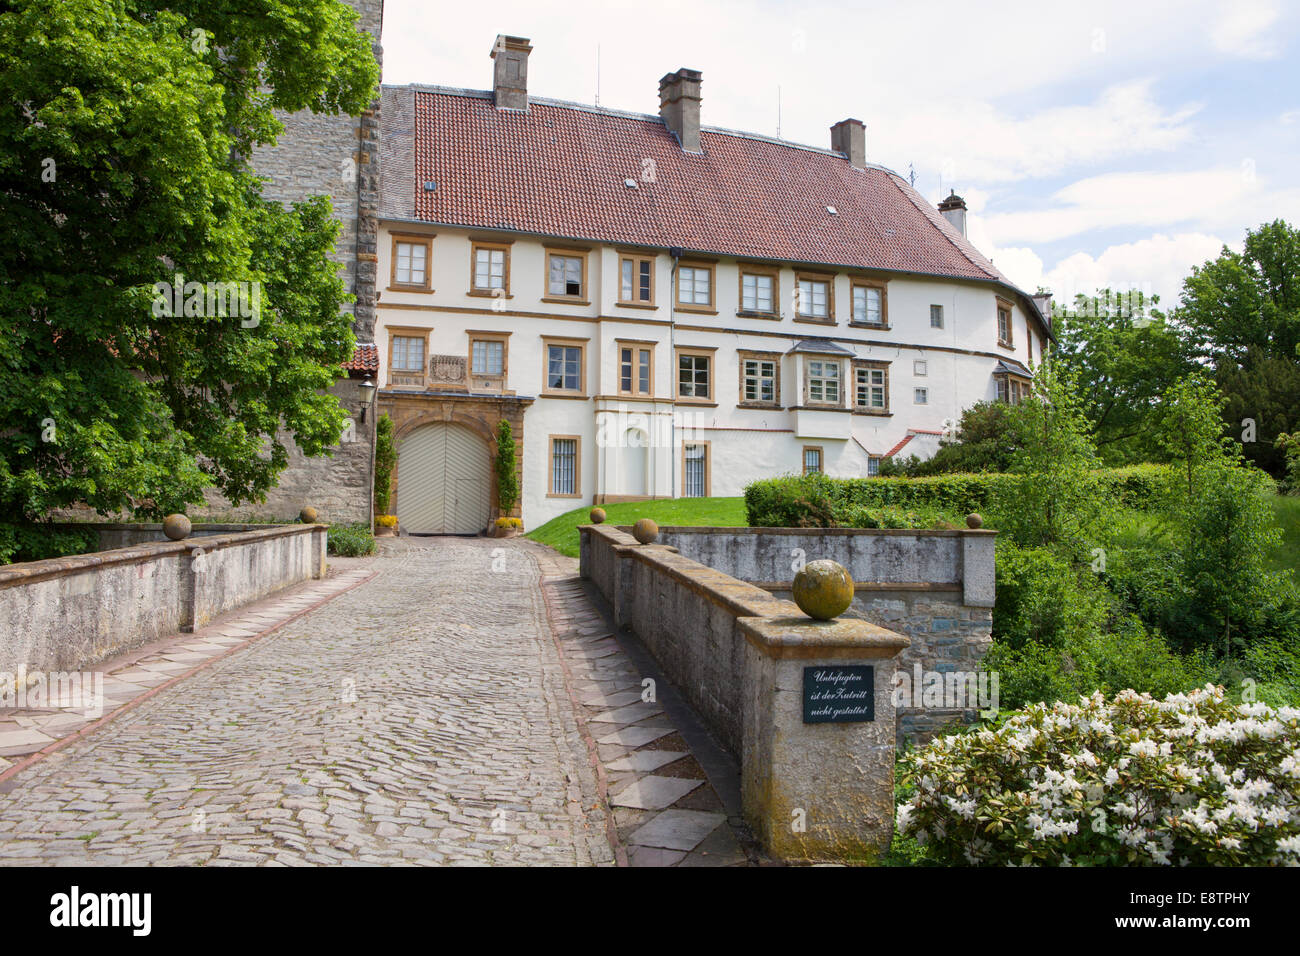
491,34,532,111
938,190,968,237
830,119,866,169
659,68,703,153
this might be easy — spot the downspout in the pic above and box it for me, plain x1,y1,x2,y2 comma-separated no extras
669,246,683,499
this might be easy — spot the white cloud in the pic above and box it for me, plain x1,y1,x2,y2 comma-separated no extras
1209,0,1282,58
978,231,1230,304
886,80,1199,187
983,167,1264,243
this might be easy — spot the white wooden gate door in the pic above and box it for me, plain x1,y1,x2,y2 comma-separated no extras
396,424,492,534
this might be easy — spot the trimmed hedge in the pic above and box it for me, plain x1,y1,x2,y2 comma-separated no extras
743,464,1168,527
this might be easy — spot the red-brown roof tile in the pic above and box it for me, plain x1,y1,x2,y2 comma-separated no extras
405,89,1018,290
344,343,378,373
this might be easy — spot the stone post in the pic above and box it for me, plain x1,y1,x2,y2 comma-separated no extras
739,615,909,862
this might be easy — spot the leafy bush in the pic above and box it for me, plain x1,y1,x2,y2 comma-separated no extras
0,523,99,565
326,523,376,557
896,686,1300,866
1274,432,1300,494
373,413,396,516
743,466,1166,528
494,419,520,515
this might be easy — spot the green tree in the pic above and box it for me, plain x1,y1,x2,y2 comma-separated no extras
993,360,1108,554
1152,374,1286,655
373,413,395,516
1177,220,1300,364
1052,288,1193,464
494,420,520,516
1216,349,1300,477
0,0,379,533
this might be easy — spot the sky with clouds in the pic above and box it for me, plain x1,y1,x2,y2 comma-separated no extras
382,0,1299,308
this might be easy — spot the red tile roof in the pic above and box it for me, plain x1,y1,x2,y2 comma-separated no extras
344,343,378,373
406,89,1022,294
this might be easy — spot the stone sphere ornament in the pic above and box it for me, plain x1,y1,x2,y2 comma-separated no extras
589,507,607,524
966,513,983,529
792,560,855,621
300,506,319,524
162,513,192,541
631,518,659,544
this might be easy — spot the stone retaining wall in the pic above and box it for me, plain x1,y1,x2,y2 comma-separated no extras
652,526,996,746
580,522,909,862
0,525,327,674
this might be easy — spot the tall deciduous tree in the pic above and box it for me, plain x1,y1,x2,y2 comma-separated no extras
0,0,379,533
1052,289,1193,464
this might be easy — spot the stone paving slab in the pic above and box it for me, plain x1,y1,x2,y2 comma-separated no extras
525,539,764,867
0,539,612,866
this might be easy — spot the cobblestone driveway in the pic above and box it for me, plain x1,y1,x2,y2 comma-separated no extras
0,538,613,866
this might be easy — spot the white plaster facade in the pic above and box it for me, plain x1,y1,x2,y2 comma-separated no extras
374,225,1047,530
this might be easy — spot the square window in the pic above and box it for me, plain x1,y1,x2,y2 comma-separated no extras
807,359,840,404
473,246,506,291
678,352,711,400
741,273,774,313
391,335,424,371
914,360,927,376
853,282,886,325
678,266,713,307
914,387,928,405
546,344,583,392
471,339,504,376
393,240,429,287
548,254,584,297
797,278,830,318
855,365,887,410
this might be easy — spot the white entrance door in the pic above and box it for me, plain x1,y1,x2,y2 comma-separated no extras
396,423,492,534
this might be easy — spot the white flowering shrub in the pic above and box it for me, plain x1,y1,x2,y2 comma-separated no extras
895,685,1300,866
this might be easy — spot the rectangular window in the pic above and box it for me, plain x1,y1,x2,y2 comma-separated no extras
852,280,887,326
997,299,1014,346
544,342,585,393
914,387,929,405
472,243,508,293
388,328,430,388
677,265,713,309
391,335,424,371
867,456,881,477
548,254,584,298
471,340,504,375
391,236,432,289
854,364,888,411
683,443,709,498
741,357,778,405
803,446,823,475
619,255,654,305
550,437,579,496
677,352,711,400
930,304,944,328
796,276,831,320
914,360,927,376
806,360,841,404
618,343,653,396
740,271,776,314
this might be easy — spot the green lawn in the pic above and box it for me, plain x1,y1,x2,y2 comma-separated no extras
526,497,746,557
1271,493,1300,574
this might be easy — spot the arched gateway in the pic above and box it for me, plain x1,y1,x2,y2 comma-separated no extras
395,423,492,534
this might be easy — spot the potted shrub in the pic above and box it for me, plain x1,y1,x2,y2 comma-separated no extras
492,516,523,538
375,513,398,537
